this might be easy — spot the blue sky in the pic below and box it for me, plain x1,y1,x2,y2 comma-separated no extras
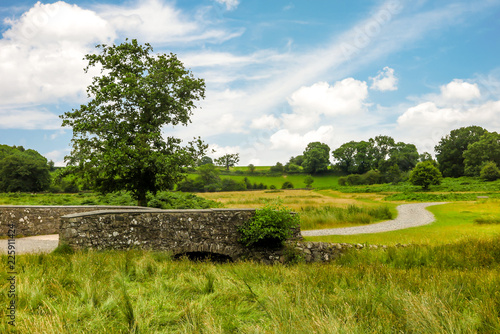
1,0,500,166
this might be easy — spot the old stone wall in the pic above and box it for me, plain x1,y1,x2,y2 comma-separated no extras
0,206,153,236
60,208,302,261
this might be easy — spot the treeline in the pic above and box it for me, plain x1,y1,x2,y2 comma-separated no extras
0,145,54,192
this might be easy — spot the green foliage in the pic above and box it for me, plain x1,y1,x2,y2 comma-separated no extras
60,39,207,206
215,153,240,171
435,126,487,177
332,136,418,175
409,161,443,190
304,175,314,188
147,191,222,209
238,200,300,247
281,181,294,189
480,161,500,181
197,156,213,166
302,142,331,174
464,131,500,176
247,164,256,173
0,145,51,192
269,162,284,174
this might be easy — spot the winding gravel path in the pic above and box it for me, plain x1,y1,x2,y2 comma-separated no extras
301,202,447,237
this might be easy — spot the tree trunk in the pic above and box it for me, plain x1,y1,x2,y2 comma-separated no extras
137,192,148,207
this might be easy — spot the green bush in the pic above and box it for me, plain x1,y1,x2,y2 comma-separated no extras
238,200,300,248
409,161,443,190
480,161,500,181
281,181,294,189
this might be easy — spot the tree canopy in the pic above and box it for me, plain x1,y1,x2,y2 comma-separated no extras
435,126,487,177
0,145,51,192
302,142,331,174
463,131,500,176
60,39,207,206
215,153,240,171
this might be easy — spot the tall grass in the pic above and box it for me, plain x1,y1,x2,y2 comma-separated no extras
1,238,499,333
300,204,393,230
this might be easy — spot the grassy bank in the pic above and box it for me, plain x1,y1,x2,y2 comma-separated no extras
1,238,499,333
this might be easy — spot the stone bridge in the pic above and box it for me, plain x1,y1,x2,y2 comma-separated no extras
60,208,302,261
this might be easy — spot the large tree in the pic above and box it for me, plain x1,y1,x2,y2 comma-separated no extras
435,126,487,177
302,142,331,174
61,39,207,206
463,131,500,176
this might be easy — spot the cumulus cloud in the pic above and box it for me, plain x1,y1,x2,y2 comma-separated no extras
270,126,334,151
288,79,368,116
0,1,114,106
440,79,481,102
370,66,398,91
214,0,240,11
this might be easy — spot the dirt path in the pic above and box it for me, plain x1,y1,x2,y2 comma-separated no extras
301,202,447,237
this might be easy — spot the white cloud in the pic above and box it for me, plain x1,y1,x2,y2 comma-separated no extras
440,79,481,102
0,107,61,130
208,144,241,159
98,0,242,44
44,149,70,167
0,1,114,106
370,66,398,91
288,79,368,116
250,115,280,130
214,0,240,11
270,126,334,151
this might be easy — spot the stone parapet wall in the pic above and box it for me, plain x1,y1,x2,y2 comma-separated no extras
0,206,152,236
60,208,302,260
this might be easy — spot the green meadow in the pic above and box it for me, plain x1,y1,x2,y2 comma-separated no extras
2,175,500,332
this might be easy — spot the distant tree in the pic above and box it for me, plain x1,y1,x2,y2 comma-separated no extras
0,146,51,192
60,39,207,206
198,156,213,166
480,161,500,181
281,181,294,189
288,155,304,166
197,163,221,185
463,132,500,176
332,141,358,174
435,126,487,177
284,163,301,173
302,142,331,174
248,164,256,173
215,153,240,171
269,162,284,174
304,175,314,188
409,161,443,190
382,142,419,172
384,164,403,184
369,135,395,170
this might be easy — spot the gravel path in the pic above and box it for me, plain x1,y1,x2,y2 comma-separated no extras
0,234,59,254
301,202,447,237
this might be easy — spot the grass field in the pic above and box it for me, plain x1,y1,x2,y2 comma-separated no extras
308,199,500,245
1,238,499,333
198,189,398,230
